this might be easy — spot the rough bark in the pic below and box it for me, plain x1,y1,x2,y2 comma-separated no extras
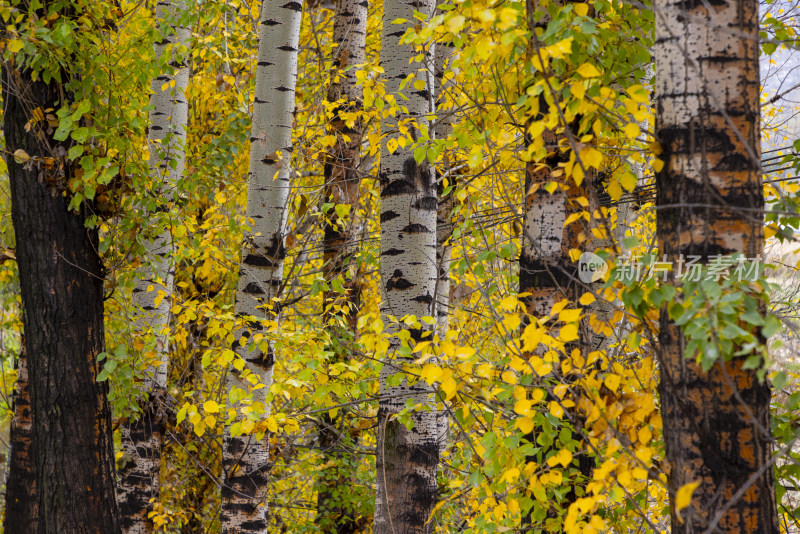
654,0,778,531
4,344,37,534
117,2,191,531
221,0,302,531
315,0,367,531
2,22,121,533
374,0,439,531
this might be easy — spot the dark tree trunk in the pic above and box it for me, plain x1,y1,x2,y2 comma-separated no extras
2,22,121,534
4,344,37,534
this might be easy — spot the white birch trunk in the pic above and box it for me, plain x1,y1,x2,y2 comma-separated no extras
432,12,457,456
374,0,438,531
221,0,302,531
118,2,190,531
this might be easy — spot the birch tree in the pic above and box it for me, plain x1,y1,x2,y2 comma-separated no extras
654,0,779,530
316,0,367,530
374,0,439,531
221,0,302,530
117,2,191,531
432,7,457,455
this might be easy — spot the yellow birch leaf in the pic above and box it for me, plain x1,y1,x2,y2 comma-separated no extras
579,292,596,305
7,39,24,53
420,363,442,384
621,170,637,192
604,373,621,392
266,416,278,433
203,400,220,413
559,324,579,342
574,3,589,16
624,122,641,140
517,417,534,434
576,62,601,78
675,481,700,523
579,146,603,169
559,308,582,323
441,375,457,399
607,179,623,201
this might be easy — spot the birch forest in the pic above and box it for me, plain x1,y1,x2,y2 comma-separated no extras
2,0,800,532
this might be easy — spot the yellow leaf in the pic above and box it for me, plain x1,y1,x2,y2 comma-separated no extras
420,363,442,384
564,212,582,227
7,39,23,53
571,81,585,101
624,122,641,140
675,481,700,522
514,399,532,416
607,179,622,201
576,62,601,78
549,400,564,418
592,119,603,138
503,313,521,331
579,146,603,169
501,467,520,484
559,308,582,323
604,373,621,393
579,292,596,305
266,416,278,433
446,14,466,33
653,158,665,173
621,170,637,192
241,418,255,434
626,84,649,103
203,400,220,413
500,295,518,311
559,324,579,342
517,417,534,434
441,375,457,399
574,3,589,16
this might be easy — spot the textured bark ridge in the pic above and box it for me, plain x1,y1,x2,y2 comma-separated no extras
2,22,121,532
4,345,37,534
221,0,302,531
315,0,368,531
654,0,778,531
118,2,191,531
374,0,439,532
